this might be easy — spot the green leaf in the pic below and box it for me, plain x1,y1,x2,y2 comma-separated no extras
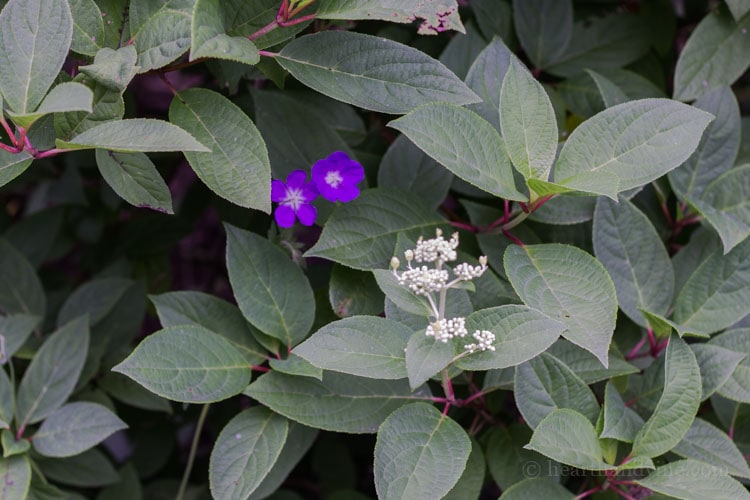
0,150,33,189
15,316,89,426
97,371,172,413
546,340,638,384
372,269,433,317
316,0,465,35
112,325,250,403
276,31,479,114
79,46,139,91
514,353,600,429
245,371,431,434
1,430,28,458
0,314,40,361
209,407,288,500
499,59,558,181
438,22,487,81
587,69,630,108
553,99,714,197
8,82,93,128
226,225,314,347
636,459,750,500
389,103,524,200
672,418,750,479
442,438,485,500
673,6,750,101
486,424,561,489
641,310,708,339
404,332,455,391
631,335,702,458
0,0,73,113
57,278,132,327
727,0,750,20
69,0,104,56
54,77,124,141
526,409,616,471
329,266,385,318
0,238,45,316
456,305,566,371
692,343,746,401
374,403,470,500
668,87,740,200
190,0,259,64
56,119,210,152
465,37,513,130
0,456,30,499
499,478,574,500
513,0,571,69
132,9,191,72
169,88,271,211
293,316,411,379
150,290,267,365
305,189,445,270
268,353,322,381
95,149,174,214
674,237,750,334
377,135,453,210
0,369,12,430
35,448,118,487
593,197,674,327
693,164,750,253
710,328,750,403
32,402,127,458
504,244,618,366
544,12,649,78
600,381,644,443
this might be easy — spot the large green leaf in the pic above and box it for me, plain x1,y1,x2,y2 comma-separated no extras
69,0,104,56
190,0,259,64
16,316,89,427
95,150,174,214
504,244,618,365
546,340,638,384
0,456,30,500
692,344,746,401
226,225,314,347
593,197,674,327
526,409,615,471
35,448,118,487
673,237,750,334
8,82,93,128
456,305,566,371
56,278,132,327
57,119,210,152
54,77,124,141
132,9,191,72
276,31,479,114
552,99,713,197
727,0,750,20
0,0,73,113
465,38,513,130
673,6,750,101
443,438,485,500
0,368,13,430
389,103,524,200
710,328,750,403
150,290,267,365
169,89,270,211
637,459,750,500
672,418,750,479
0,238,45,317
693,164,750,253
499,59,558,182
32,402,127,458
316,0,464,35
512,0,571,69
0,149,33,189
404,332,455,390
499,478,574,500
600,381,644,443
485,424,561,490
209,407,288,500
587,69,629,108
112,325,250,403
305,189,445,270
374,403,470,500
294,317,411,380
631,335,701,458
79,46,139,92
245,371,431,434
0,314,39,361
514,353,600,429
668,87,740,200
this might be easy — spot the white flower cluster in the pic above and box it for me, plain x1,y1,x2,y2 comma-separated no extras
464,330,496,353
453,259,488,281
395,266,449,296
413,229,459,263
426,317,468,343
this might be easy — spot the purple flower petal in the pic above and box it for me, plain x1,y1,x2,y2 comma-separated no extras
336,185,360,203
296,203,317,226
311,151,365,203
271,180,287,202
274,205,296,228
301,182,319,202
286,169,308,188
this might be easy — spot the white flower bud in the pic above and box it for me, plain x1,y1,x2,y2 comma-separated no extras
390,257,400,270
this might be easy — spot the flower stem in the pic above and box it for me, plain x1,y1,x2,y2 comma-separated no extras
176,404,210,500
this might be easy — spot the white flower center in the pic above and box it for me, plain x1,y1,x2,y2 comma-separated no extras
281,187,305,210
324,170,344,188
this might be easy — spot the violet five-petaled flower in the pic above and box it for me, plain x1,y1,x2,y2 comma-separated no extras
311,151,365,203
270,170,318,228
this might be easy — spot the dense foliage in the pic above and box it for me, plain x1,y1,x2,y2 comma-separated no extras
1,0,750,499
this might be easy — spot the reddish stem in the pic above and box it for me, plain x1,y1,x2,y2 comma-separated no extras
0,115,16,145
503,229,525,247
34,148,66,159
157,73,179,95
625,336,648,361
660,201,674,227
0,142,18,153
278,13,317,26
503,199,511,224
258,50,280,58
448,220,478,233
646,327,657,351
574,485,604,500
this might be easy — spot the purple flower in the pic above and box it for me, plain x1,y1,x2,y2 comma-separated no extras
311,151,364,203
271,170,318,228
